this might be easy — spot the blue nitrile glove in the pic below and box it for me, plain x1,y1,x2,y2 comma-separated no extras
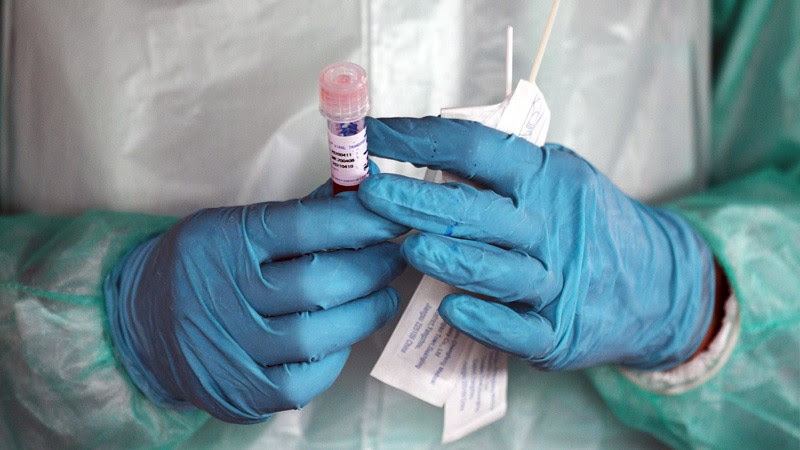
104,189,408,423
358,116,716,371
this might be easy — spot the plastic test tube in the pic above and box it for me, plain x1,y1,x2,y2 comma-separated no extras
319,62,370,195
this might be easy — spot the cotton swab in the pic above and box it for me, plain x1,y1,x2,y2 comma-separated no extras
505,26,514,96
528,0,561,83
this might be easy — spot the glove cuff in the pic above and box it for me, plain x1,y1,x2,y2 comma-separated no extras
620,292,740,393
626,209,718,371
104,236,191,409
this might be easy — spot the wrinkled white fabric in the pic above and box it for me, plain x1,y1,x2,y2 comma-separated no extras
4,0,709,215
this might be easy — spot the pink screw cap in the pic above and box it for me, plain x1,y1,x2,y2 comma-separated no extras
319,62,369,123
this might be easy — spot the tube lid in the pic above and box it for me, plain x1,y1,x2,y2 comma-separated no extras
319,62,369,122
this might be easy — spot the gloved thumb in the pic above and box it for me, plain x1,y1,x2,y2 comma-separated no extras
439,293,556,362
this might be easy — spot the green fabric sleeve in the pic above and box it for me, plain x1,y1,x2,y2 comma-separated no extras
587,164,800,448
709,0,799,184
0,211,208,448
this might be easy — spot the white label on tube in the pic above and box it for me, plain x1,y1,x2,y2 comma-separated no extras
327,128,369,186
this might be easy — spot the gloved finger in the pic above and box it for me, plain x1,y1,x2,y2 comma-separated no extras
248,242,405,317
259,347,351,412
359,173,537,250
242,192,409,262
304,159,381,200
368,158,381,175
366,116,543,197
402,233,560,307
439,293,555,361
251,287,399,366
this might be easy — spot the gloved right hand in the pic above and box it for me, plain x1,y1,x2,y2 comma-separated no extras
104,192,407,423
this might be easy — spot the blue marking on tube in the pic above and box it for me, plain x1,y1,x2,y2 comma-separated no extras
444,222,458,236
339,122,359,136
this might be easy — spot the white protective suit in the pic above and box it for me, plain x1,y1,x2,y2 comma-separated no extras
4,1,709,214
1,0,723,448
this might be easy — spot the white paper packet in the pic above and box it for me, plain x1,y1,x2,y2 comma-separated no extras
369,275,474,407
443,344,509,443
371,79,550,443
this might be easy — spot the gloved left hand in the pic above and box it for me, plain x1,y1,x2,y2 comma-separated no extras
104,190,407,423
358,116,716,372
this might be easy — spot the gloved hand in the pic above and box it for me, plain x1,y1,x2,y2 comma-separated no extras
104,188,408,423
358,116,716,371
